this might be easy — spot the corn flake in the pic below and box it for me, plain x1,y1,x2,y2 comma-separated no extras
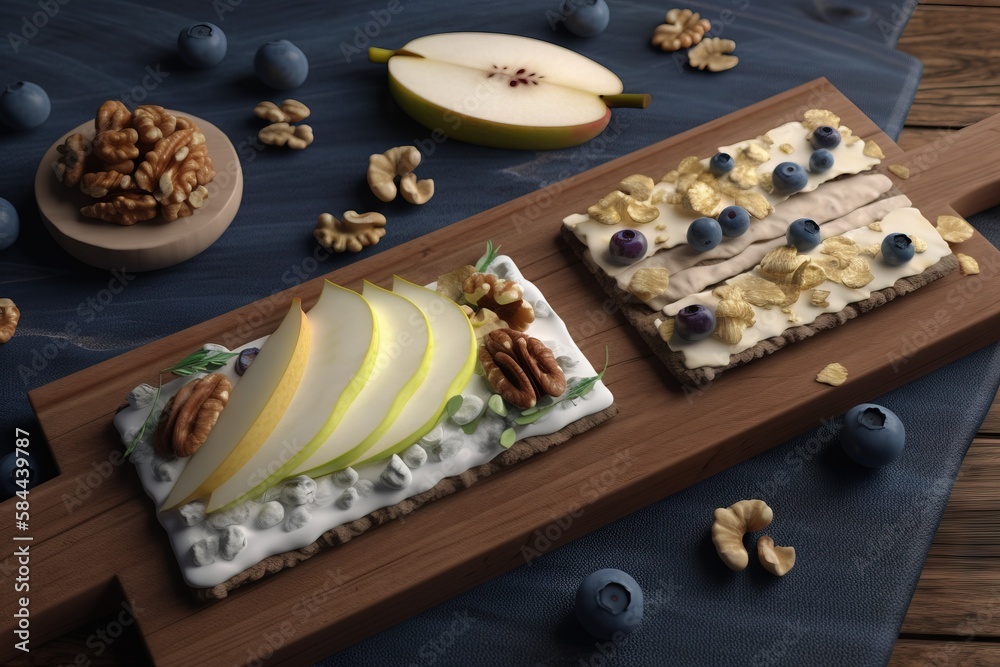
736,192,772,219
728,273,789,307
957,253,980,275
657,318,674,342
661,170,679,184
909,235,927,253
677,156,704,175
816,362,848,386
760,245,801,278
803,109,841,130
811,289,831,307
742,143,771,164
936,215,974,243
686,181,721,216
821,236,860,260
840,257,875,289
628,268,671,301
859,243,881,257
728,164,759,189
779,143,794,154
888,164,910,179
863,140,884,159
867,221,882,232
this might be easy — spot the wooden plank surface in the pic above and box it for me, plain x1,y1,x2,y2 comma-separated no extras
6,78,1000,666
891,1,1000,665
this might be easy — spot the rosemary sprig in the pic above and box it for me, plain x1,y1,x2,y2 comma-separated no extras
125,348,239,457
475,240,501,273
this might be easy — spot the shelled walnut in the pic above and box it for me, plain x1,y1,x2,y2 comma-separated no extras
54,101,216,226
463,273,534,331
0,299,20,344
155,373,231,458
479,328,565,410
652,8,712,52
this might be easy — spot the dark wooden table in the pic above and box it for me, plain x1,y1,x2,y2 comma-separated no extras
10,2,1000,665
890,2,1000,665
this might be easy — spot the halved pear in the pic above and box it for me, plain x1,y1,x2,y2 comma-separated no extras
292,281,433,479
343,276,477,468
369,32,649,150
202,281,380,512
161,298,312,510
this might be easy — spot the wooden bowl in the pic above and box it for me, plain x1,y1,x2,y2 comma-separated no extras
34,111,242,272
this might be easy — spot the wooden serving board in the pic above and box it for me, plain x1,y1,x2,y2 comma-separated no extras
5,79,1000,666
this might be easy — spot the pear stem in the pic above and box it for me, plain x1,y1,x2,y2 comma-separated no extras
368,47,422,63
601,93,651,109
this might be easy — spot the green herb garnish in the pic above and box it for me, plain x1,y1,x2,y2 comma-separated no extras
513,347,609,426
475,240,501,273
126,348,239,457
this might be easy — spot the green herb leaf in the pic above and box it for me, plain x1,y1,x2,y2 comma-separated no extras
487,394,507,417
445,395,465,419
461,415,482,435
125,348,239,457
507,347,609,431
475,240,501,273
500,428,517,449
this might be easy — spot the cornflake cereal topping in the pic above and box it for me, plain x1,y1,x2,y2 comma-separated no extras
811,289,831,307
859,243,881,257
742,143,770,164
957,253,980,275
936,215,974,243
735,192,772,219
863,140,885,159
816,362,848,386
728,273,790,307
909,235,928,253
729,164,759,189
888,164,910,179
779,143,794,154
657,318,674,342
713,285,756,345
803,109,841,131
628,268,671,301
867,221,882,232
686,181,721,216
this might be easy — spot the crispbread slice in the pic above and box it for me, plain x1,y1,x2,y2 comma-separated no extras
561,223,957,387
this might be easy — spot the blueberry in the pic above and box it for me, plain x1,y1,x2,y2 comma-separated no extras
0,197,19,251
841,403,905,468
255,40,309,90
575,569,644,640
810,125,841,150
561,0,611,37
717,205,750,237
786,218,821,252
177,23,228,69
236,347,260,376
0,81,50,131
687,217,722,252
708,152,734,176
772,162,808,195
674,304,716,341
608,229,647,265
880,233,914,266
809,149,834,173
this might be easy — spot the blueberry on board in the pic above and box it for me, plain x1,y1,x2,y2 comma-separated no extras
0,197,19,251
880,233,915,266
674,304,716,341
772,162,808,195
786,218,821,252
561,0,611,37
608,229,648,265
687,217,722,252
717,205,750,237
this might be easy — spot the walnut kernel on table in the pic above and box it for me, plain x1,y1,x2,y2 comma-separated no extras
368,146,434,205
0,299,20,344
314,211,386,253
55,102,216,226
652,8,712,51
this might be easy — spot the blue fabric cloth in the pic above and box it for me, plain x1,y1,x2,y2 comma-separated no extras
0,1,943,665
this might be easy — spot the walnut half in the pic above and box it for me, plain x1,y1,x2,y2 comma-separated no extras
479,328,566,410
155,373,231,458
0,299,20,344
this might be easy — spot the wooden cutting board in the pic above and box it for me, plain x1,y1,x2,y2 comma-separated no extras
5,79,1000,666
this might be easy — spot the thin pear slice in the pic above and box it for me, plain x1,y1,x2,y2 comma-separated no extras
381,32,623,95
203,281,379,512
293,281,432,479
345,277,477,468
162,298,311,510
